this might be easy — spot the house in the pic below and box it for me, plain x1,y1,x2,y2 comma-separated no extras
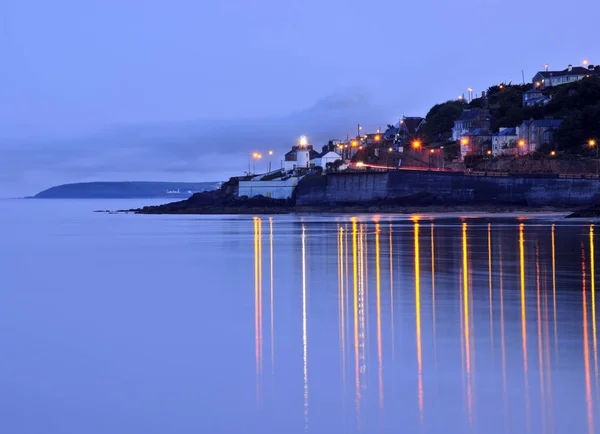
532,64,597,88
398,116,425,137
452,109,491,141
460,128,493,158
364,132,385,146
492,127,518,156
522,89,550,107
312,143,342,170
517,119,562,153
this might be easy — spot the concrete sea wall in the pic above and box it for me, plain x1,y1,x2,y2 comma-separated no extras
295,170,600,207
238,178,298,199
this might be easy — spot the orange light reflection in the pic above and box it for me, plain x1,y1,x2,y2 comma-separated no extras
415,221,423,422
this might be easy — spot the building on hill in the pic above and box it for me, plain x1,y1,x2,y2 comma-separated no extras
452,109,491,141
382,116,425,150
398,116,425,137
460,128,493,158
492,127,518,156
522,89,551,107
532,64,597,88
516,119,562,153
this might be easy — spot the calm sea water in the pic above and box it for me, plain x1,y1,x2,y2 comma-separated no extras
0,199,599,434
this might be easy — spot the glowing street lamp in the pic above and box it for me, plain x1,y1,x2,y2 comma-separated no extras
413,140,421,149
389,147,393,152
583,59,589,66
487,150,492,155
251,152,262,174
351,140,358,147
550,150,556,156
590,139,599,176
374,135,381,142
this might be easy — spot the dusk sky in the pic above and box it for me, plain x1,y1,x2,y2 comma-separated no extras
1,0,598,196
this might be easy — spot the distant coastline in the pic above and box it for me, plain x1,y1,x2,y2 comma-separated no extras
32,181,219,199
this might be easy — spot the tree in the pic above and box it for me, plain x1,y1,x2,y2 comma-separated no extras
419,99,465,143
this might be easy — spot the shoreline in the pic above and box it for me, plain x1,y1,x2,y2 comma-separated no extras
120,203,588,217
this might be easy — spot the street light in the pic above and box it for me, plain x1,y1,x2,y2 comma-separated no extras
550,150,556,156
590,139,598,176
518,140,525,157
268,150,274,172
413,140,421,149
251,152,262,174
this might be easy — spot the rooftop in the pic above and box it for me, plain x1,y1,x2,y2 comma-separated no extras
535,66,593,78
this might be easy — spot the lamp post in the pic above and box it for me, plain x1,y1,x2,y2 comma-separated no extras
252,152,262,174
518,140,525,158
590,139,598,176
268,150,274,173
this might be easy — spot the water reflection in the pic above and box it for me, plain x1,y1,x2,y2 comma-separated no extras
248,217,598,433
414,220,423,422
302,224,309,431
253,217,263,404
462,222,474,425
519,223,530,431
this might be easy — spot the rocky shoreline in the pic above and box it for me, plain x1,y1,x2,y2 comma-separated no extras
110,178,600,218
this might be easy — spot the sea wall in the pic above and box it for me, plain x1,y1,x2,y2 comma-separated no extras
295,170,600,207
238,178,298,199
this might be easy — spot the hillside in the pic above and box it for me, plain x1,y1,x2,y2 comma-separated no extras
33,181,219,199
420,75,600,155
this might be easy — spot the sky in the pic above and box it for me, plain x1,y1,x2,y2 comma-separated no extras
1,0,598,196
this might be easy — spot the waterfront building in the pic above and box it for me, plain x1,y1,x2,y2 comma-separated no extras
517,119,562,153
492,127,518,156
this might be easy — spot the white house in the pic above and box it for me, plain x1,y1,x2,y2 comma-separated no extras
532,64,596,88
316,151,341,169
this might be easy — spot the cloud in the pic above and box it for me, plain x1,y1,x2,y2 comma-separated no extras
0,87,394,197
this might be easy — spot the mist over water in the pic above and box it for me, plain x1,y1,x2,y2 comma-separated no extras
0,200,597,434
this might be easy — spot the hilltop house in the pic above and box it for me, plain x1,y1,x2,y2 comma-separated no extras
532,64,596,88
492,127,518,156
452,109,491,141
516,119,562,153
